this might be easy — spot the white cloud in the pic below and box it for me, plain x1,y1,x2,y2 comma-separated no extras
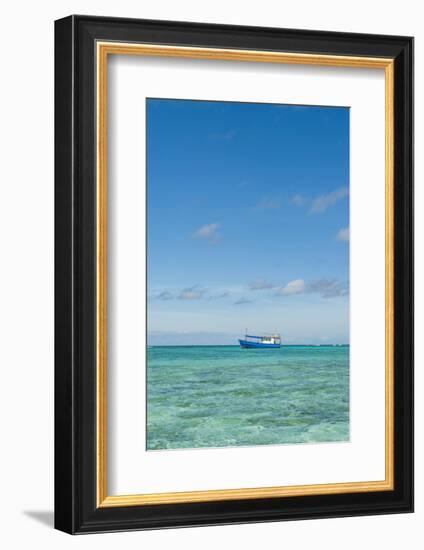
234,297,253,305
277,279,306,296
307,279,349,298
194,222,221,244
249,279,275,290
255,197,281,210
276,278,348,299
155,290,173,301
178,286,205,300
310,187,349,213
336,227,349,242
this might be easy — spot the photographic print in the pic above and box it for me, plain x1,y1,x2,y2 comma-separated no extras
146,98,350,451
55,18,413,532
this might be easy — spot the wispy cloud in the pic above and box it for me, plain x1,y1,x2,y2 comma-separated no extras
209,129,236,141
255,197,281,211
291,194,306,207
249,279,276,291
155,290,173,301
310,186,349,213
307,279,349,298
276,279,306,296
153,287,233,302
194,222,221,244
208,292,229,300
336,227,349,242
276,278,348,299
178,285,206,300
234,297,253,305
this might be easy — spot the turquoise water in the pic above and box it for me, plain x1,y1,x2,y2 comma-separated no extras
147,345,349,450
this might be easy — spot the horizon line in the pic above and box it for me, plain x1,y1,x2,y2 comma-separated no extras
147,343,350,347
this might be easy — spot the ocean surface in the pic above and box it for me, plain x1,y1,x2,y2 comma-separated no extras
147,345,349,450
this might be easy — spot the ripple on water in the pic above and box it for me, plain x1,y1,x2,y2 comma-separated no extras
147,345,349,450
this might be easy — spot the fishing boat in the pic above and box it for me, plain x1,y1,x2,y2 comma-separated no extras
238,332,281,349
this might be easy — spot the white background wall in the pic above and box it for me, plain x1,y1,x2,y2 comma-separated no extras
0,0,420,547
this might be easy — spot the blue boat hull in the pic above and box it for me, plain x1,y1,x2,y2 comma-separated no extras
239,339,281,349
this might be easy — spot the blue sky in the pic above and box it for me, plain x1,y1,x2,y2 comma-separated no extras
147,99,349,345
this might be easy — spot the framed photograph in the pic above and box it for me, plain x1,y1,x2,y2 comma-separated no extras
54,15,413,534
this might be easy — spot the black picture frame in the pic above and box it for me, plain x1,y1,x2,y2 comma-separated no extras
55,14,413,534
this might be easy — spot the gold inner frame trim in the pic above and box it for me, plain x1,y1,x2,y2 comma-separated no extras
96,42,395,508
